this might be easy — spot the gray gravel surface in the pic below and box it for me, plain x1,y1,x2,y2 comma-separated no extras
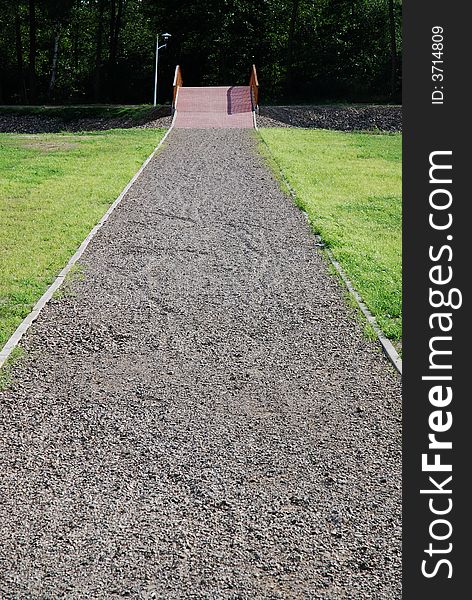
257,105,402,132
0,129,401,598
0,108,172,134
0,105,401,134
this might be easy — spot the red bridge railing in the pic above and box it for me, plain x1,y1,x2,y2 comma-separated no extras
173,64,258,113
249,64,259,111
173,65,183,111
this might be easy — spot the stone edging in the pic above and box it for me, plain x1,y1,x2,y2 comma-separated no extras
255,117,402,375
0,125,174,371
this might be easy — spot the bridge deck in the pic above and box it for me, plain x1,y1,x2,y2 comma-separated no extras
174,86,254,129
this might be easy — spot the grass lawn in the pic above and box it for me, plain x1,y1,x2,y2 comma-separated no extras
0,128,165,349
259,128,402,341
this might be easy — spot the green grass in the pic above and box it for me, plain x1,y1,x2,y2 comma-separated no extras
0,128,165,348
0,104,164,121
259,128,402,341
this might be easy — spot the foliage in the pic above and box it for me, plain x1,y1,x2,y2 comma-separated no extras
0,0,402,104
0,128,165,347
260,127,402,340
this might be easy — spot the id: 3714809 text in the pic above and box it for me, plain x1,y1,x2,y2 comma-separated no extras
432,26,445,105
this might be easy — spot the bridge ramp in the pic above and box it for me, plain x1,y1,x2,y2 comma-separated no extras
174,86,254,129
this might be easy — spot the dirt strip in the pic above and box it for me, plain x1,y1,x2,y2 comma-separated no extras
257,105,402,132
0,109,173,134
0,105,401,134
0,129,401,599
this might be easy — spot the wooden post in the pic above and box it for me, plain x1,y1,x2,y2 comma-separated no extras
172,65,183,111
249,64,259,111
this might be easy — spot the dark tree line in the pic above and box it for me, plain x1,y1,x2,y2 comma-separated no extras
0,0,402,105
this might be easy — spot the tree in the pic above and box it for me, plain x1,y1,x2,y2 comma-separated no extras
388,0,398,98
0,0,403,104
15,2,27,102
94,0,105,102
285,0,300,98
28,0,37,103
45,0,74,99
108,0,125,100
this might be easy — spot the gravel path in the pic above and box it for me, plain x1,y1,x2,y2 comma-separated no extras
0,129,401,598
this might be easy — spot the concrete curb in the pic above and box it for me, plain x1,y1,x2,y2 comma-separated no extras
323,246,402,374
0,125,174,371
255,121,402,376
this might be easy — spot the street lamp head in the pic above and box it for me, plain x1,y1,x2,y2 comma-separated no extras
162,33,171,42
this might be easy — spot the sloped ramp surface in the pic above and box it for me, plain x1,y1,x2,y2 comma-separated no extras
174,86,254,129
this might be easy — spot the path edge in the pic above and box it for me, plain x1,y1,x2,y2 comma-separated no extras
255,121,402,376
0,125,174,371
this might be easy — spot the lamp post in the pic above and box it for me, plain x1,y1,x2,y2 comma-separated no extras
154,32,171,107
